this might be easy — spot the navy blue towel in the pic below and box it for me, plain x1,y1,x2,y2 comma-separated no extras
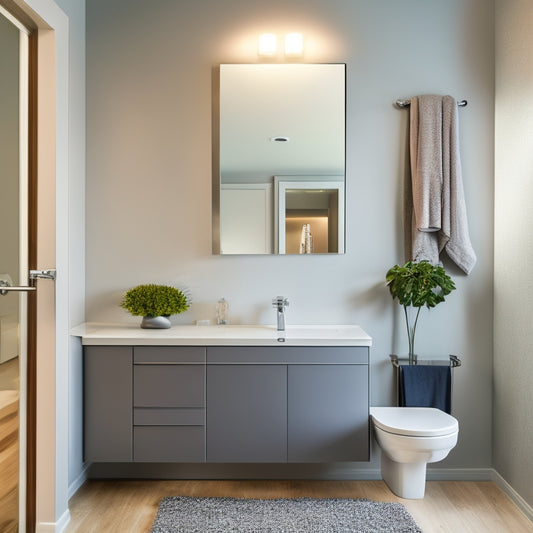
399,365,452,414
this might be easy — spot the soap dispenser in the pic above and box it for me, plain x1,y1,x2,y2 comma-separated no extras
216,298,229,325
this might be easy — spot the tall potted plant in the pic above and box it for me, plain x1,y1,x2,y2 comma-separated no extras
386,261,455,365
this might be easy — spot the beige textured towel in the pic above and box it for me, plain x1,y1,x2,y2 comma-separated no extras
406,95,476,274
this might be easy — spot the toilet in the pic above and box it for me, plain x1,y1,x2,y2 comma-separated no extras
370,406,459,499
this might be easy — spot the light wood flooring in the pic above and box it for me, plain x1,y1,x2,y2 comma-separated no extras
0,389,19,533
65,479,533,533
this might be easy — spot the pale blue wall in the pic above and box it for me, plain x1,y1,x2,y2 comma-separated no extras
85,0,494,473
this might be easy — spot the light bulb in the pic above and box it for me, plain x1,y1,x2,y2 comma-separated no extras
285,33,303,57
258,33,277,57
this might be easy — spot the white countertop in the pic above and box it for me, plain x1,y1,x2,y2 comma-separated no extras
70,323,372,347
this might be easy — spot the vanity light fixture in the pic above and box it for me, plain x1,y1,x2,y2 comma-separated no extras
285,33,303,57
258,33,277,57
258,33,304,58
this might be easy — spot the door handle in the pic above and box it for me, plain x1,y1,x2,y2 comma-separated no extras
0,269,56,296
29,269,57,281
0,283,36,295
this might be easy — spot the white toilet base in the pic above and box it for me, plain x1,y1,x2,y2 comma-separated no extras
381,451,427,499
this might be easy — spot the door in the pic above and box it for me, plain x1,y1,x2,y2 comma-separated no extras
220,184,273,254
0,11,27,532
0,9,46,533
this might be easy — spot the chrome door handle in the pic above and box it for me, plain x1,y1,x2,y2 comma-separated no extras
0,281,36,295
29,269,56,281
0,269,55,295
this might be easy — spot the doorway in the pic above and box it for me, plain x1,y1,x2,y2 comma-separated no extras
0,0,73,530
0,0,67,528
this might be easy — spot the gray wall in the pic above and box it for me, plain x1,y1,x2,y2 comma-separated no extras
86,0,494,473
494,0,533,508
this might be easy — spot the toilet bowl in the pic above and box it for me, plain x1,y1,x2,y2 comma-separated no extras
370,407,459,499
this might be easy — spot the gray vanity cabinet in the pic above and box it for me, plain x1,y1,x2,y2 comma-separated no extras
84,344,369,465
84,346,133,462
133,347,206,462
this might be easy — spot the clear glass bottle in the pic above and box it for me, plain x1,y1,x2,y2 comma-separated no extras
216,298,229,325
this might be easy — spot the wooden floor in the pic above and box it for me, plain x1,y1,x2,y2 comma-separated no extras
65,479,533,533
0,390,19,533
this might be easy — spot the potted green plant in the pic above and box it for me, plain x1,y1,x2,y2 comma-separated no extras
386,261,455,364
120,284,190,329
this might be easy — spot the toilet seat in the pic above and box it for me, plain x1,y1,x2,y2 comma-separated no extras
370,407,458,437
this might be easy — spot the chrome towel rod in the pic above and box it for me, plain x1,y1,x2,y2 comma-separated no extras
396,98,467,108
390,354,461,367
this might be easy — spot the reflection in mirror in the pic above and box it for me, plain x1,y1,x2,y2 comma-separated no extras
276,178,344,254
214,64,345,255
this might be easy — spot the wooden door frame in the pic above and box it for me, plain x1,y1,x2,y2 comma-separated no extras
26,28,37,533
0,1,70,531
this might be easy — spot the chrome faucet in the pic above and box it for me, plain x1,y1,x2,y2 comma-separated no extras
272,296,289,332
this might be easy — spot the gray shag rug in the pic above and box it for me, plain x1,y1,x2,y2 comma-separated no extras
150,496,423,532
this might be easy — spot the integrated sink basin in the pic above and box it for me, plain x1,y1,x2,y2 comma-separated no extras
71,323,372,347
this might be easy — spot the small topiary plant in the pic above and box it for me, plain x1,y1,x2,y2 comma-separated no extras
386,261,455,364
120,284,190,317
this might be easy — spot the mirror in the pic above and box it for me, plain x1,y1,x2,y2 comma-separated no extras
213,63,346,254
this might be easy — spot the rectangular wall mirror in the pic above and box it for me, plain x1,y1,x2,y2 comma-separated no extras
213,63,346,255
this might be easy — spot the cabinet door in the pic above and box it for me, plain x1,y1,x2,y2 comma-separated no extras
206,364,287,462
288,364,369,462
84,346,133,462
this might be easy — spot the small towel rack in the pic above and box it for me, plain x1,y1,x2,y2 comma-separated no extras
389,354,461,367
395,98,468,108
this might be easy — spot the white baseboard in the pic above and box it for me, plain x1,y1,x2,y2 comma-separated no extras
68,464,89,499
357,467,493,482
36,466,89,533
491,469,533,523
36,509,70,533
426,467,492,481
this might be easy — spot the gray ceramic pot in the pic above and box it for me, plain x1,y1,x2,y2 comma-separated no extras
141,316,171,329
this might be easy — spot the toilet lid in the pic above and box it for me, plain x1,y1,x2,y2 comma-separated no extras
370,407,458,437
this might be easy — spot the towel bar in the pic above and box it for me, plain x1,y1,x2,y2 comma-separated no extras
395,98,467,108
390,354,460,410
389,354,461,368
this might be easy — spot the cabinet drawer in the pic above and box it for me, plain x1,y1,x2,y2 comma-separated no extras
207,346,369,365
134,364,205,408
134,407,205,426
134,346,205,364
134,426,205,462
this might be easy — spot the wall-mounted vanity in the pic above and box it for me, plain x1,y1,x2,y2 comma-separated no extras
75,324,371,467
213,64,346,255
